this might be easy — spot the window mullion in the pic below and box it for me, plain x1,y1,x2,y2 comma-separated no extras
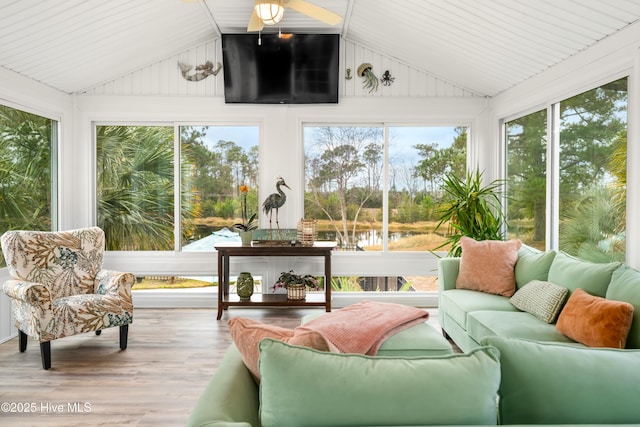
547,103,560,251
174,124,181,252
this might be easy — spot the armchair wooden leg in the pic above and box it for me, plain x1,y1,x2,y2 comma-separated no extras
19,330,28,353
40,341,51,370
119,325,129,350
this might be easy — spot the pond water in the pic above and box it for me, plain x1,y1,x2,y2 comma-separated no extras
318,230,416,248
184,225,417,250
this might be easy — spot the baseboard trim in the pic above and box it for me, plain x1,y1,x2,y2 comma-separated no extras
132,288,439,309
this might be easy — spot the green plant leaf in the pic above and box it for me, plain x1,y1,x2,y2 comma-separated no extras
433,170,505,256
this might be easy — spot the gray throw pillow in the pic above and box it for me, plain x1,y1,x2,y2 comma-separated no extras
509,280,568,323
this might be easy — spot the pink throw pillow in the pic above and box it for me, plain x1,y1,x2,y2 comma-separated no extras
228,317,334,381
456,236,522,297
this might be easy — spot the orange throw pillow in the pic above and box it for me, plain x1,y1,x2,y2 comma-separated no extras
556,288,634,348
228,317,334,381
456,237,522,297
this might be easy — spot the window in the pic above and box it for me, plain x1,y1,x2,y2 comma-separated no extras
558,78,627,261
304,125,384,249
505,109,547,250
180,125,259,250
304,125,466,252
96,124,259,252
96,124,259,290
389,126,466,251
504,77,627,261
96,125,174,251
304,124,467,292
0,104,57,267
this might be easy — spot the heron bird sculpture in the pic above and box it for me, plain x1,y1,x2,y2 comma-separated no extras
262,177,290,240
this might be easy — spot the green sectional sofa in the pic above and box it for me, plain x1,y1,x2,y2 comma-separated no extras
188,246,640,426
188,336,640,427
438,246,640,352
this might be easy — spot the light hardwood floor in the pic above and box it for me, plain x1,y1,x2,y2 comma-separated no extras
0,307,444,426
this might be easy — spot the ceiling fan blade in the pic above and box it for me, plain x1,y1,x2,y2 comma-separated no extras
247,10,264,32
285,0,342,25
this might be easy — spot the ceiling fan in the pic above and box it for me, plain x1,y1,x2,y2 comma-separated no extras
248,0,341,32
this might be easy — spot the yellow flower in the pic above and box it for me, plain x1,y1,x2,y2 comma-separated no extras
240,185,249,193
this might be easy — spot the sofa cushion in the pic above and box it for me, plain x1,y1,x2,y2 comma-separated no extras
258,339,501,427
378,321,452,356
301,313,452,356
467,311,576,345
456,237,522,297
607,265,640,348
509,280,568,323
514,249,556,289
228,317,334,381
556,288,634,348
483,336,640,425
440,289,518,330
547,251,620,297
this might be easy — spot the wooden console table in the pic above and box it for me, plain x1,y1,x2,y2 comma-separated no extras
215,243,335,320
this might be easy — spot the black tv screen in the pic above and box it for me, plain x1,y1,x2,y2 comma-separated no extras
222,33,339,104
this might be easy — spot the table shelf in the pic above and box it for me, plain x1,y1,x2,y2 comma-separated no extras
223,293,327,307
216,244,334,319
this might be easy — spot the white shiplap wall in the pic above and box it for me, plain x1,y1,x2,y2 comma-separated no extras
82,38,483,99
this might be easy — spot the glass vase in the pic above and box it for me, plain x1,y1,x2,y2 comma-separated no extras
236,272,254,300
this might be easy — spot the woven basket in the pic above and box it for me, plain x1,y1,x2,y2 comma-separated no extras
287,284,307,300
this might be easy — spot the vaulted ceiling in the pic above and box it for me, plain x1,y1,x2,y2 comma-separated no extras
1,0,639,97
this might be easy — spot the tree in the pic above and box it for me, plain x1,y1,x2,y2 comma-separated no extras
608,132,627,231
0,105,53,239
180,128,258,227
559,185,625,262
411,127,467,224
97,125,178,250
505,109,547,242
506,78,627,249
414,127,467,196
305,126,383,246
558,80,627,212
413,142,440,194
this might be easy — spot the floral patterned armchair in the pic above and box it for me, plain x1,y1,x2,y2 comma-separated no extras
1,227,134,369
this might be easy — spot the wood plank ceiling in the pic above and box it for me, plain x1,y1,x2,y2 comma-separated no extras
0,0,639,96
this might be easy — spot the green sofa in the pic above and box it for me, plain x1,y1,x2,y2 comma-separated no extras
187,247,640,426
439,246,640,352
187,336,640,426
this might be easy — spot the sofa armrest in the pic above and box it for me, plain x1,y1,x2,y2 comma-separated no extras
2,279,52,309
187,344,260,427
438,257,461,292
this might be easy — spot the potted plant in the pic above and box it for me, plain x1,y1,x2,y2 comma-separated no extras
272,270,320,300
433,170,505,257
233,185,258,245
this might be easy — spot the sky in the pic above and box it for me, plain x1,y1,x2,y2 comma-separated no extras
388,126,459,161
198,124,462,164
201,125,259,151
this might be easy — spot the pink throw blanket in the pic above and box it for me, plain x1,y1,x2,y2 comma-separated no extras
296,300,429,355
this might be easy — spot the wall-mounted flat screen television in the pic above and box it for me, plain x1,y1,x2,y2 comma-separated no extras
222,33,339,104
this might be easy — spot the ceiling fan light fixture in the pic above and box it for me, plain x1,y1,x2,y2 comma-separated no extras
255,0,284,26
